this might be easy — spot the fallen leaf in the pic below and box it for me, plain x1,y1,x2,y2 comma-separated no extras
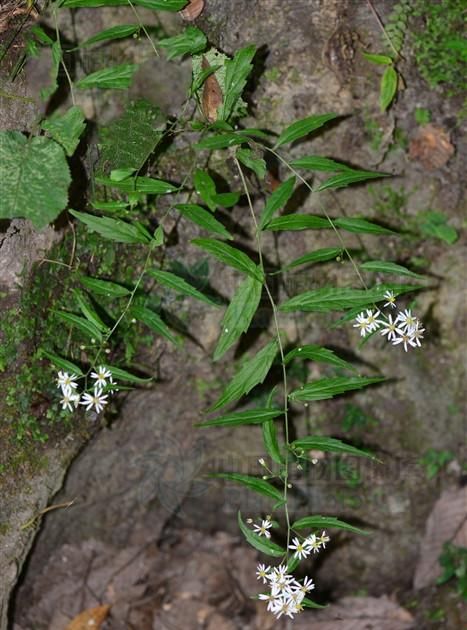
64,605,110,630
409,123,455,170
180,0,204,21
414,485,467,590
201,57,222,123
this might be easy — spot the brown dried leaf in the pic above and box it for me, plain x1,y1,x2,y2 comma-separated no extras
180,0,204,21
201,57,222,123
414,485,467,589
409,123,455,170
64,605,110,630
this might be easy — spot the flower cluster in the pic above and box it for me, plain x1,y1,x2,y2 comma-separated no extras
289,530,330,559
56,366,117,414
353,291,425,351
256,563,315,619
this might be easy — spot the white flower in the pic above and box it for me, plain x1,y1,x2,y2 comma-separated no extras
80,388,108,413
90,365,112,388
396,309,418,334
392,329,417,352
365,308,382,331
60,388,80,412
256,563,271,583
288,537,311,560
379,314,399,341
271,597,296,619
317,530,330,548
411,322,425,347
258,592,277,611
353,312,371,337
304,534,322,554
57,371,78,391
286,588,305,607
300,576,315,592
253,519,273,539
383,290,397,308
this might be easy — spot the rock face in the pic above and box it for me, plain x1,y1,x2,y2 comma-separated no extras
1,1,466,629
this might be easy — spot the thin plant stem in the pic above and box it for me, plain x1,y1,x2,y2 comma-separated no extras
127,0,159,57
53,6,76,105
366,0,400,60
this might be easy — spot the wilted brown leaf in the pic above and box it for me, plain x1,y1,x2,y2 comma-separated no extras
180,0,204,21
64,605,110,630
414,485,467,590
201,57,222,123
409,123,455,170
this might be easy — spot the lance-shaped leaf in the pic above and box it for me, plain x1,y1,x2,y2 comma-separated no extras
362,52,393,65
380,65,398,112
79,24,140,48
61,0,187,10
69,210,151,244
284,247,342,270
55,311,103,341
41,106,86,156
302,598,328,609
79,276,131,298
219,45,256,121
265,214,330,231
335,217,396,235
130,304,179,346
274,113,339,148
284,345,356,372
238,512,285,557
291,435,376,460
211,473,283,502
176,204,232,240
192,238,263,281
360,260,424,279
76,64,138,90
292,515,367,535
195,133,245,150
73,290,109,332
96,175,177,194
193,169,216,210
290,155,352,172
262,417,284,464
289,376,385,402
259,176,295,230
40,350,84,376
107,365,152,384
316,168,389,191
148,269,219,307
190,63,221,96
236,148,266,180
209,340,278,411
159,26,207,60
211,192,241,208
214,275,262,360
197,407,283,428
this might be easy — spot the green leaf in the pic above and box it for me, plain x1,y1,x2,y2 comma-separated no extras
219,44,256,121
190,63,221,95
96,175,177,194
195,133,245,150
192,238,263,281
209,340,278,411
159,26,207,60
237,512,285,557
148,269,220,307
0,132,71,229
79,276,131,298
316,168,389,191
197,408,283,427
236,128,274,141
265,214,330,231
285,247,342,270
418,211,458,244
259,177,295,230
193,169,216,211
290,155,352,172
362,52,393,65
289,376,385,402
40,40,61,100
107,365,152,384
41,106,86,157
334,217,396,235
98,100,165,172
380,65,398,112
291,435,376,460
212,473,283,502
262,418,284,464
73,290,109,332
91,200,129,211
302,598,328,609
213,275,262,360
76,64,138,90
211,192,241,208
40,350,84,376
79,24,140,48
360,260,424,279
236,148,266,179
130,304,179,346
286,554,300,573
292,515,367,535
69,209,151,244
55,311,103,341
176,204,232,240
284,345,356,372
61,0,187,10
274,113,339,148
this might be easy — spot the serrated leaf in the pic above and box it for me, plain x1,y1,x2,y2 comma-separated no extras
289,376,385,402
41,106,86,157
96,175,177,194
266,214,330,231
73,289,109,332
291,435,376,460
285,247,342,270
290,155,352,172
211,192,241,207
61,0,187,10
236,148,266,179
274,113,339,148
40,40,61,100
159,26,207,60
40,350,84,376
237,512,285,557
79,276,131,298
284,345,356,372
209,340,278,411
213,275,262,360
190,63,221,96
262,417,284,464
335,217,396,235
176,203,232,239
76,64,138,90
130,304,179,346
0,132,71,229
316,168,389,191
236,128,274,141
292,515,367,535
192,238,263,281
79,24,140,48
69,209,151,244
194,132,245,150
219,44,256,121
259,176,295,230
148,269,219,306
193,169,216,210
212,473,283,502
55,311,103,341
362,52,393,65
380,65,398,112
360,260,424,279
197,407,282,427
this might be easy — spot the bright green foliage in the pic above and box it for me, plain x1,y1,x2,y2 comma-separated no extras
292,515,367,535
107,365,152,384
69,210,152,244
380,66,398,112
55,311,105,342
362,52,393,65
79,276,131,298
284,345,355,372
266,215,329,231
290,155,352,172
414,107,431,124
284,247,342,270
262,418,284,464
238,512,285,557
76,64,138,89
316,168,389,191
40,350,84,376
0,132,71,228
130,305,179,346
274,113,339,148
176,204,232,240
236,147,267,180
148,269,219,306
219,45,256,121
41,41,61,100
212,473,283,502
259,177,295,229
288,376,385,402
360,260,424,279
437,543,467,598
79,24,140,48
416,211,459,244
291,435,376,459
159,26,207,60
197,408,282,428
334,217,395,235
41,106,86,157
192,238,263,281
193,169,217,210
